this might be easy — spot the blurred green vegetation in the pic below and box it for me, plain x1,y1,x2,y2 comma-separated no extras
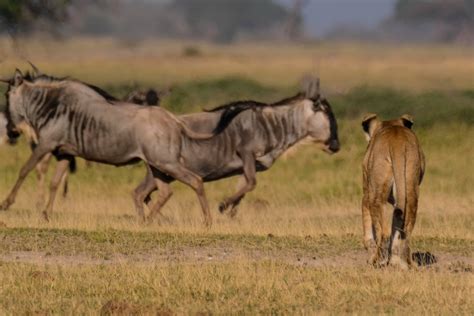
2,75,473,127
103,77,474,127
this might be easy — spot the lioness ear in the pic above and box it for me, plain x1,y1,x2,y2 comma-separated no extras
13,69,23,87
400,114,414,129
361,113,379,141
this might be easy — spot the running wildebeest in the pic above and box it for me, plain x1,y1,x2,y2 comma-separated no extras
7,63,165,213
0,69,244,226
132,78,340,221
32,86,163,210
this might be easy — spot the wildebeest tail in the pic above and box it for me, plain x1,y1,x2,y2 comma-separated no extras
174,103,254,139
212,103,255,134
178,121,215,140
69,157,77,173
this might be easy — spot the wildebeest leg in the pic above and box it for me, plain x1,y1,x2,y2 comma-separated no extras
146,179,173,224
227,177,246,218
219,152,256,216
151,164,212,227
35,153,53,210
132,166,157,222
61,169,69,198
41,159,70,221
0,145,53,210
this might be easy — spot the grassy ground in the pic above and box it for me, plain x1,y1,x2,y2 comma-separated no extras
0,38,473,314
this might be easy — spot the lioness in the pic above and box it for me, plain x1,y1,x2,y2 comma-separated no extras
361,113,425,269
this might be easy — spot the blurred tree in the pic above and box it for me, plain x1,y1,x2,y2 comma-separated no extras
0,0,72,34
395,0,473,23
169,0,289,43
394,0,474,42
286,0,308,40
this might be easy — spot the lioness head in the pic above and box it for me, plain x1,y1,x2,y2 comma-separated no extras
361,113,414,141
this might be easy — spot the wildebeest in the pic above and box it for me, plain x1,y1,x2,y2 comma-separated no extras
132,78,340,221
6,63,164,213
0,69,243,226
30,85,163,211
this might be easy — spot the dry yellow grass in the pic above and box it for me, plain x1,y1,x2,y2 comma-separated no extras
0,37,473,91
1,261,472,314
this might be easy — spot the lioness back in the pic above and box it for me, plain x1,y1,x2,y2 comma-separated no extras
360,114,425,269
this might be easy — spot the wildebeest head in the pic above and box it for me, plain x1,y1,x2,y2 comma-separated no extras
300,77,340,154
124,87,172,106
1,63,119,144
0,69,27,144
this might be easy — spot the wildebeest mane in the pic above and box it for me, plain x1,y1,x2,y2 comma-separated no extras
83,83,119,102
207,92,305,114
208,92,309,134
211,101,266,134
270,92,305,106
205,100,266,113
23,71,118,103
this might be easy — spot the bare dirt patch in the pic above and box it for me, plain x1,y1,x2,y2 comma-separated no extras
1,247,472,272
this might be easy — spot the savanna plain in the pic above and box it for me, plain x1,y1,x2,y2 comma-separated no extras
0,39,473,314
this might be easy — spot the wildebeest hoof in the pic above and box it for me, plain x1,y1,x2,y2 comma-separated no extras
0,200,12,211
228,207,239,218
218,202,228,213
137,215,146,225
203,216,212,228
41,211,50,222
145,216,155,225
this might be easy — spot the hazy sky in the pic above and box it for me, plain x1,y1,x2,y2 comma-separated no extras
143,0,397,37
276,0,396,36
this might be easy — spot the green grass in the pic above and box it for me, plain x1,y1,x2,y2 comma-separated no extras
334,86,474,127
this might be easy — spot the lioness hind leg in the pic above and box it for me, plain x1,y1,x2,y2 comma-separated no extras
363,194,390,266
389,208,410,270
404,191,419,266
362,193,377,263
367,198,388,266
390,185,419,269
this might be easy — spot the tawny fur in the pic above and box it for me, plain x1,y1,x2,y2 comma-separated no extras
361,113,425,269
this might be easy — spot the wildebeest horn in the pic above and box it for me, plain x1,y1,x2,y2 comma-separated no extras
0,78,10,83
302,75,319,98
27,60,41,76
